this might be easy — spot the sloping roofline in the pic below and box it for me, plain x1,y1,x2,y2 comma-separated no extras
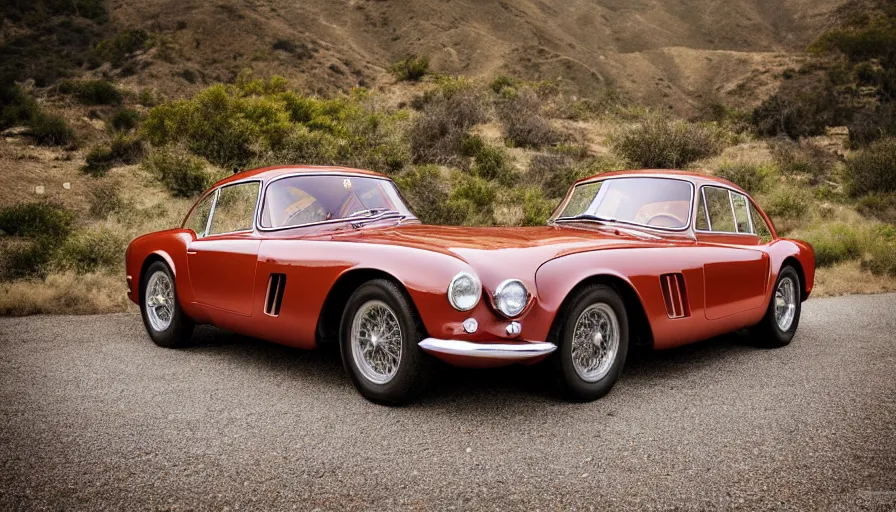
575,169,748,195
213,165,388,188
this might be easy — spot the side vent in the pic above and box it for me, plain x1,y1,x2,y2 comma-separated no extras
660,273,689,319
264,273,286,317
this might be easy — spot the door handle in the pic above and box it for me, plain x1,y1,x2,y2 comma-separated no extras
187,250,197,255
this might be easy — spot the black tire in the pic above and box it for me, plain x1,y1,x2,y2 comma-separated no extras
749,265,801,348
139,261,194,348
553,284,629,402
339,279,432,405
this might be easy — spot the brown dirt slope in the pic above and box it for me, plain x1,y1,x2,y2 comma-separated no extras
109,0,844,113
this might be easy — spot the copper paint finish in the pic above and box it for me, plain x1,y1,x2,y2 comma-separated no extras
126,166,816,367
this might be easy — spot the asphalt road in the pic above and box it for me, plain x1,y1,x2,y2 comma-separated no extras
1,294,895,511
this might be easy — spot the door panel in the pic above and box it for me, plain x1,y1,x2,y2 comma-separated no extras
699,242,769,319
187,234,260,315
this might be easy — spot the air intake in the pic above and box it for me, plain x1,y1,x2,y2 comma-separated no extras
660,273,689,319
264,273,286,317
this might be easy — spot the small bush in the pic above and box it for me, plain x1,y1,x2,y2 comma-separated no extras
57,228,128,273
93,29,150,65
750,79,842,138
0,202,74,241
516,187,555,226
847,137,896,196
109,108,140,132
0,239,54,280
801,223,863,267
768,138,835,180
409,78,488,164
88,180,123,218
58,79,123,105
27,112,74,146
81,133,143,176
390,55,430,82
470,142,515,185
856,192,896,223
763,186,811,220
394,165,470,225
862,226,896,276
714,162,772,194
142,146,215,198
610,114,726,168
0,83,40,129
848,104,896,148
495,86,559,148
490,75,520,95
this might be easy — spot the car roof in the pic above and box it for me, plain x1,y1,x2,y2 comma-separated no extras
213,165,388,188
575,169,748,195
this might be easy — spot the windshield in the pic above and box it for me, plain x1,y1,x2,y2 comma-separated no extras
261,175,415,229
555,177,693,230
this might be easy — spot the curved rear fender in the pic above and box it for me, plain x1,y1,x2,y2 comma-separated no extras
126,230,197,308
766,239,815,301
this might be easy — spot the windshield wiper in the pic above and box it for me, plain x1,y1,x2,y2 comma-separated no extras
551,213,617,224
348,208,404,228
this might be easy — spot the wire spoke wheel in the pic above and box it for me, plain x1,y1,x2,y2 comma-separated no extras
350,300,403,384
144,270,175,332
570,302,620,382
774,276,797,331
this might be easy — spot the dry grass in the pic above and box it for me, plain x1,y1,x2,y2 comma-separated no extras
812,261,896,297
0,272,134,316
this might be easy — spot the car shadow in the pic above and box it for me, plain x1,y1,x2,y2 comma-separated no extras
182,325,762,408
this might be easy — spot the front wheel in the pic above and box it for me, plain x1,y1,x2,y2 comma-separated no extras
139,261,194,348
339,279,432,405
749,265,801,348
553,284,629,401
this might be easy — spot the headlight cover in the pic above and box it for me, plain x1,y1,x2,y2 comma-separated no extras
494,279,529,317
447,272,481,311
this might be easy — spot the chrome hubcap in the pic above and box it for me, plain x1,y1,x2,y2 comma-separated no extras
350,300,402,384
775,276,797,331
570,303,619,382
145,270,174,332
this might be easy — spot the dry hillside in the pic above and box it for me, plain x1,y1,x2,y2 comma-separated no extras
105,0,843,113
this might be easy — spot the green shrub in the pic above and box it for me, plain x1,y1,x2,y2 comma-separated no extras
81,133,143,176
390,55,430,82
0,239,54,280
0,82,40,129
714,162,772,194
409,78,488,164
88,180,123,218
450,174,496,210
768,138,835,180
109,107,140,132
27,112,74,146
848,104,896,148
142,147,215,197
856,192,896,223
810,19,896,67
495,86,559,148
0,202,74,241
59,79,123,105
516,187,555,226
800,223,863,267
470,142,515,184
57,228,128,273
610,114,726,168
763,186,810,220
750,79,842,138
861,226,896,276
847,137,896,196
490,75,520,95
93,29,150,65
394,165,470,225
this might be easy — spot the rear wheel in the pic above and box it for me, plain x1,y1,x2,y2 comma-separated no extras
749,265,801,348
140,261,194,348
339,279,432,405
553,285,629,401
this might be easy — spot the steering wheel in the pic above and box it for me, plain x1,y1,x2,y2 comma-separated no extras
644,212,683,228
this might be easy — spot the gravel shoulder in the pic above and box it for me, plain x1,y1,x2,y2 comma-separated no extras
1,294,895,510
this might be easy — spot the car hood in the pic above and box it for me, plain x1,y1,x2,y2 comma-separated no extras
330,223,666,289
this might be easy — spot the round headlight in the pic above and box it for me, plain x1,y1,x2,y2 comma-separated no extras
448,272,481,311
494,279,529,317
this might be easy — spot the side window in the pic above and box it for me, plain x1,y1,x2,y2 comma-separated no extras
208,182,260,235
695,193,709,230
703,186,736,232
730,192,752,234
751,203,774,243
183,193,215,238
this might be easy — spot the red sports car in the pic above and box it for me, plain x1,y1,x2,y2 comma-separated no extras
126,166,815,404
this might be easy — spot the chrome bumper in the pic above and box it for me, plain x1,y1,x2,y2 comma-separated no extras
418,338,557,360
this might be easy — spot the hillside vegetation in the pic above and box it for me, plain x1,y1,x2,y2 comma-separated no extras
1,0,896,315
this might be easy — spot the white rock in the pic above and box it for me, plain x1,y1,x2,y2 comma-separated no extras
62,182,71,190
35,185,45,194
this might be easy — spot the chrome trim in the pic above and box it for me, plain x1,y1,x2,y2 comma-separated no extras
506,321,522,336
447,271,482,312
202,188,219,238
418,338,557,359
551,176,696,233
493,279,530,318
695,185,760,236
255,171,418,232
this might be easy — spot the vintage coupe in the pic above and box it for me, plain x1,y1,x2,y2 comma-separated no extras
126,166,815,404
